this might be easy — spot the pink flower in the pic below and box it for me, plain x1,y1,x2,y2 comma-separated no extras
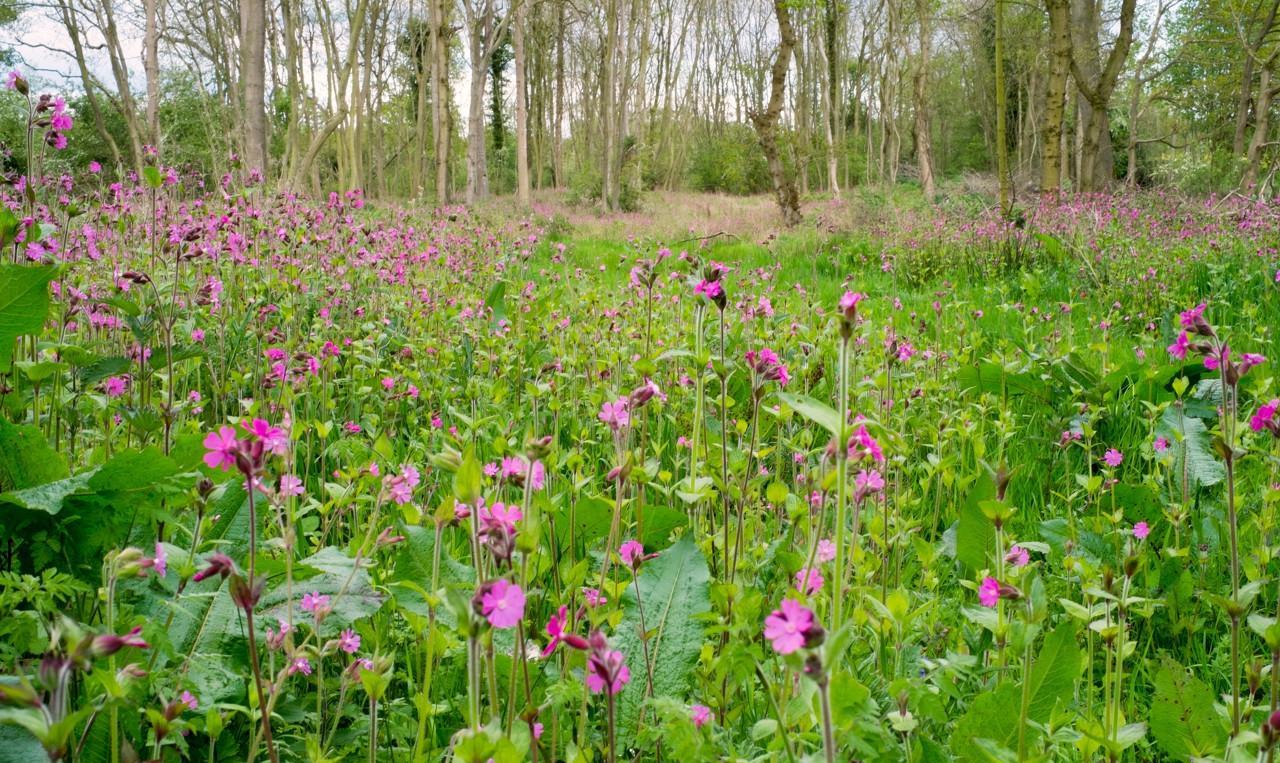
794,567,824,595
1153,436,1170,453
583,588,607,607
693,280,723,300
1179,303,1208,331
1167,331,1190,360
1252,399,1280,433
278,474,304,497
339,628,360,654
1133,521,1150,540
480,501,523,533
289,657,312,676
978,577,1000,608
848,424,884,463
838,291,866,320
202,426,239,471
598,398,631,431
542,605,569,657
854,469,885,500
763,599,815,654
816,538,836,563
619,539,648,569
1103,449,1123,468
244,418,288,456
1004,545,1029,568
179,690,198,711
691,704,711,728
153,543,168,577
586,648,631,695
533,722,544,739
300,591,330,614
480,579,526,629
103,375,128,398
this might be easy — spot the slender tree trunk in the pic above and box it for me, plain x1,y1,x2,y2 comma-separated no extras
994,0,1010,209
431,0,452,203
824,0,841,196
1040,0,1070,192
752,0,802,226
514,0,531,205
144,0,161,148
1235,0,1280,156
1245,68,1278,190
241,0,268,174
602,0,620,209
913,0,935,201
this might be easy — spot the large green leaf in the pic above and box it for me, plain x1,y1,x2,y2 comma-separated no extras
1150,658,1226,759
260,546,386,636
612,535,711,742
0,722,45,763
0,264,56,367
776,391,842,437
956,362,1051,402
0,418,67,493
950,623,1080,761
955,472,995,572
1156,405,1224,488
0,470,96,515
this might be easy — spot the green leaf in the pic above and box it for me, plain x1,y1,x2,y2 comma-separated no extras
0,264,56,367
613,535,711,743
0,418,68,492
955,472,995,572
1156,406,1224,488
0,470,97,515
950,623,1080,761
260,547,385,635
777,391,842,437
142,165,163,189
0,721,45,763
1150,658,1226,758
639,505,688,550
485,281,507,325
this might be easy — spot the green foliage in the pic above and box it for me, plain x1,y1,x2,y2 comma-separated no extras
0,264,56,368
1149,658,1226,758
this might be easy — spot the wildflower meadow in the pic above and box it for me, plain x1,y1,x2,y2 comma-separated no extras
6,75,1280,763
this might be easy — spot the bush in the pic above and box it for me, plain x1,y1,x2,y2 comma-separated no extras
687,124,771,195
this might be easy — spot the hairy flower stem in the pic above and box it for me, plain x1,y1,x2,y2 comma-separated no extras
242,484,279,763
719,310,731,581
605,690,617,763
832,334,851,626
818,677,837,763
1220,361,1242,737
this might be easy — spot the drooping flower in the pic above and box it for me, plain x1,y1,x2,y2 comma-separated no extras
763,599,816,655
1153,436,1170,453
289,657,313,676
838,291,866,321
848,424,885,463
153,543,168,577
1167,331,1190,360
854,469,885,501
586,644,631,695
542,605,569,657
479,579,526,629
179,690,198,711
978,576,1000,608
583,588,607,607
480,501,523,533
243,418,288,456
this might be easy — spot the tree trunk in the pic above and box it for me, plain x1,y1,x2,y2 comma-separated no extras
514,0,531,205
240,0,268,174
601,0,620,209
1069,0,1134,192
824,0,841,196
144,0,161,148
913,0,935,201
751,0,802,227
431,0,452,203
1040,0,1070,192
994,0,1010,209
1244,68,1278,190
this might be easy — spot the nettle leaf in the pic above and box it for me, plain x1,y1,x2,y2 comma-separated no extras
776,391,842,437
0,264,57,367
1156,405,1224,488
1150,657,1226,759
950,623,1080,761
612,535,711,744
0,470,97,515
